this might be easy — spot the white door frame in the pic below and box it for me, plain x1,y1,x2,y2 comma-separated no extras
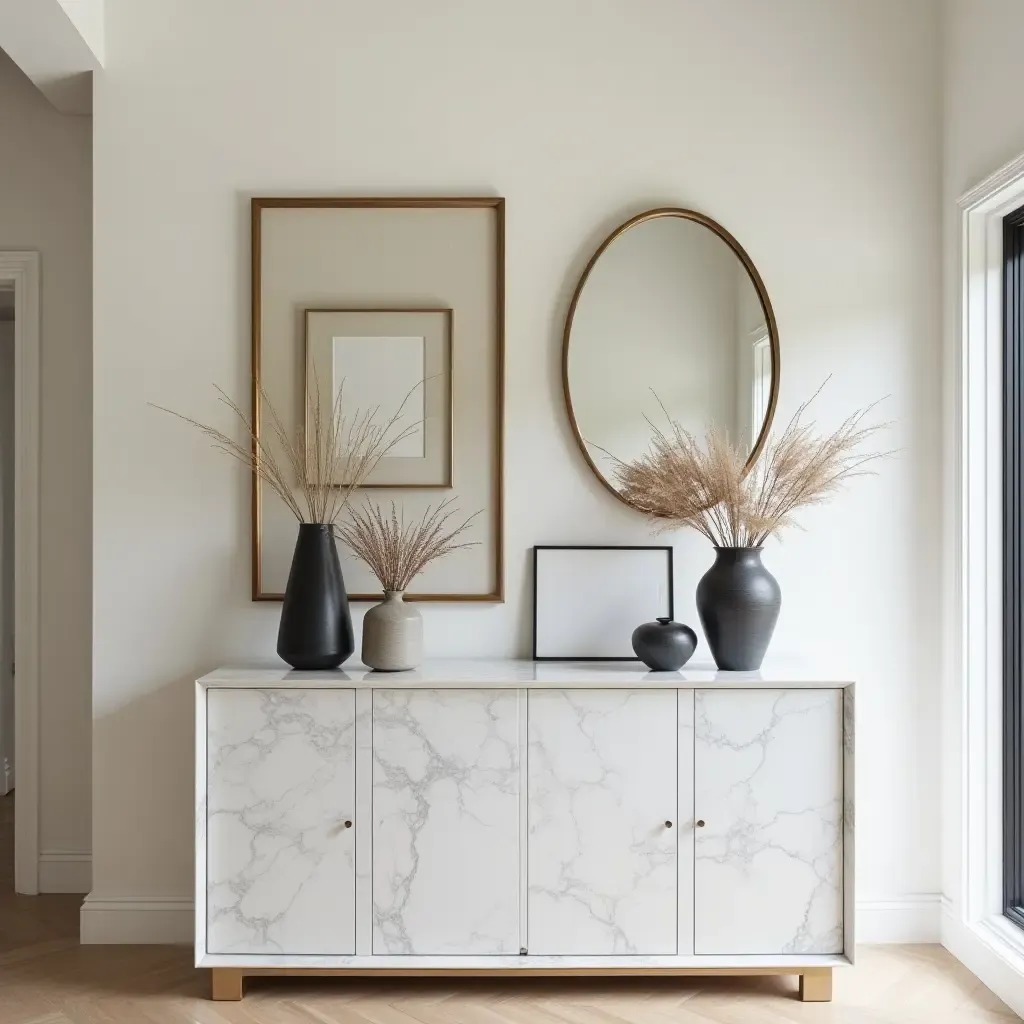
0,252,41,895
943,153,1024,1014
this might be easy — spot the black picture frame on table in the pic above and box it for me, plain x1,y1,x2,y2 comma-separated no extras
532,545,675,662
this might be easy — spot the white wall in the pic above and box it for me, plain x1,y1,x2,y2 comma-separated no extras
0,48,92,878
91,0,942,938
942,0,1024,198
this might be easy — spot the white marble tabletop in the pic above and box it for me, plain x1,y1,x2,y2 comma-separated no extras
198,658,854,689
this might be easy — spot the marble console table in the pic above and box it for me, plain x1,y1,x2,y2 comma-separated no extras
195,660,854,1002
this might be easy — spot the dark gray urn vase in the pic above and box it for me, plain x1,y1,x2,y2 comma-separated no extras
632,617,698,671
277,523,354,670
696,547,781,671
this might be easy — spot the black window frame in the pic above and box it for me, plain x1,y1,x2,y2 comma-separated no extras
1003,203,1024,928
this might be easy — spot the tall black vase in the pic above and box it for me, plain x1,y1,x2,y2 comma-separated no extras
277,523,354,670
696,547,781,671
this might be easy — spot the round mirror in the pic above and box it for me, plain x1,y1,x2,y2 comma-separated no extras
563,208,779,509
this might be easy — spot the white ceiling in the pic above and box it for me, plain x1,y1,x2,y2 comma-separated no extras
0,0,102,113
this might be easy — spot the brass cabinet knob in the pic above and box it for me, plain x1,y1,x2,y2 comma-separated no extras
696,819,706,828
665,820,673,828
344,820,353,829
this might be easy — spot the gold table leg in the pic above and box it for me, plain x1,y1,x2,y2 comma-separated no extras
211,968,244,1001
799,968,833,1002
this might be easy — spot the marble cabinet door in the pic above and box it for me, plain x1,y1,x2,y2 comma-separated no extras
527,689,678,955
206,688,357,955
694,688,843,955
372,689,520,955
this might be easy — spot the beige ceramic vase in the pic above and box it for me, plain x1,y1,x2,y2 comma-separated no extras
361,591,423,671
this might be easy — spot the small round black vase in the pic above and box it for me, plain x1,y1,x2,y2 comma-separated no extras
631,617,698,671
696,547,781,671
277,524,354,670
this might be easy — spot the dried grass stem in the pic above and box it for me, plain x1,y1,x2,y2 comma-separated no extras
152,376,419,526
336,499,480,593
605,382,892,546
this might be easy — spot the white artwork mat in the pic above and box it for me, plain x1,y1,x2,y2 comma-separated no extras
332,335,426,458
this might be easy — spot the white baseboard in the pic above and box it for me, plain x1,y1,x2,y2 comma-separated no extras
942,909,1024,1018
38,850,91,894
78,893,942,947
856,894,942,943
80,894,194,945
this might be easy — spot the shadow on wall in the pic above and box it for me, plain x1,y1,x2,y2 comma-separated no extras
93,677,197,900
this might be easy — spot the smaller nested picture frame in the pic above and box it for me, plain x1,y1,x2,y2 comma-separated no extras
305,307,453,488
532,545,675,661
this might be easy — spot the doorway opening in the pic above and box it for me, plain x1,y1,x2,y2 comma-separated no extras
0,285,12,894
0,253,39,895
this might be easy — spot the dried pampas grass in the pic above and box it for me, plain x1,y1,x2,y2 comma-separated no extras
608,384,892,547
336,499,480,593
153,377,418,526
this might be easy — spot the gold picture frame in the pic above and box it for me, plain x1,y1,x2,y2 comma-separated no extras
251,196,505,602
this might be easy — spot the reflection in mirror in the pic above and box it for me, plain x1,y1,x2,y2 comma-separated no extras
564,210,778,507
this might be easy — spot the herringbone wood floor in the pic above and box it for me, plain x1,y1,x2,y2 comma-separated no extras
0,795,1018,1023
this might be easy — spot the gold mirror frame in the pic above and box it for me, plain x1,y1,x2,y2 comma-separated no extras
561,206,781,511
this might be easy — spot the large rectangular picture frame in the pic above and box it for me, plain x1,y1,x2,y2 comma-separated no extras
532,545,675,661
251,196,505,602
